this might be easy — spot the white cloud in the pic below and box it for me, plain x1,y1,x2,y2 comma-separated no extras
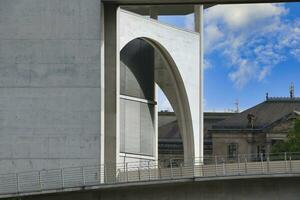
291,49,300,61
258,66,272,81
204,3,292,88
228,59,257,88
205,4,287,30
182,3,300,88
204,25,224,52
204,59,213,69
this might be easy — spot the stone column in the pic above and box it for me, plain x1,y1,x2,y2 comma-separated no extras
150,8,158,161
194,5,204,161
104,4,120,182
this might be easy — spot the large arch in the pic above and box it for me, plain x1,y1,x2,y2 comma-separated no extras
119,37,195,162
118,9,202,162
144,37,195,162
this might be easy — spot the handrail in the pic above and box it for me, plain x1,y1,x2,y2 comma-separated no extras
1,152,300,197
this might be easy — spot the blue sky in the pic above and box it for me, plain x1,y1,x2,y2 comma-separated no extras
157,3,300,112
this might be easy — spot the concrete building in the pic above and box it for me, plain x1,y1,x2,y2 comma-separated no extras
210,95,300,160
0,0,204,174
158,111,236,162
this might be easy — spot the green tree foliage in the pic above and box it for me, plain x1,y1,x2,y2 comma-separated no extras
271,117,300,153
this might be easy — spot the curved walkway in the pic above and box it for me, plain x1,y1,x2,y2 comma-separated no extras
1,153,300,199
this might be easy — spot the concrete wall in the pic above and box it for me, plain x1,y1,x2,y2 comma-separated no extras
21,177,300,200
0,0,101,173
119,9,201,161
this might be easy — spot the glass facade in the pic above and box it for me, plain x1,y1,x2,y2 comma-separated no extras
120,99,155,155
120,39,156,157
120,39,154,101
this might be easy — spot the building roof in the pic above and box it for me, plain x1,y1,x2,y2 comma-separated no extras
158,111,236,141
212,98,300,130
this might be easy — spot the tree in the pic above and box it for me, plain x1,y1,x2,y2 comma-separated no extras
271,117,300,153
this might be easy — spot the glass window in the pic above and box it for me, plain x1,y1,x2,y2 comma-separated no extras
120,39,156,157
227,143,238,160
257,145,266,160
120,39,154,100
120,99,155,156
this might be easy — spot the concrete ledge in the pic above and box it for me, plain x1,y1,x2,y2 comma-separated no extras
2,173,300,199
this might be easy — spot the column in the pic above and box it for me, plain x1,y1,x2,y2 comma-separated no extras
104,4,119,182
150,7,158,161
194,5,204,161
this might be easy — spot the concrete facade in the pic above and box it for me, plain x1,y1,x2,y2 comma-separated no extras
119,10,201,163
0,0,203,175
0,0,101,173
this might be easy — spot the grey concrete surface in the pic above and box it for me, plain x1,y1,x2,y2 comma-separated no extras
0,0,204,178
119,9,201,161
0,0,101,173
103,4,119,176
20,176,300,200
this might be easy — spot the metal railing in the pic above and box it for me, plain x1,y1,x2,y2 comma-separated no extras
1,152,300,197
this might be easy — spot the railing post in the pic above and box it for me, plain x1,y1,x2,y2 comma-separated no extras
82,167,85,185
290,155,292,173
148,160,151,181
285,152,288,172
237,155,241,175
16,173,20,193
104,166,107,184
284,152,287,161
244,157,248,174
116,169,120,182
61,168,64,188
123,162,126,181
138,167,141,181
267,154,270,174
215,156,218,176
192,158,197,178
180,163,183,177
126,162,129,182
170,159,173,179
193,158,199,178
101,165,103,184
260,153,264,174
158,164,162,179
222,158,226,176
38,171,42,191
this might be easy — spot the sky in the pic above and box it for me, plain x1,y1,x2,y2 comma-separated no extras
157,3,300,112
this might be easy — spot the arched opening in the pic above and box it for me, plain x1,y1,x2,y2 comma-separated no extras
119,38,194,163
157,87,184,167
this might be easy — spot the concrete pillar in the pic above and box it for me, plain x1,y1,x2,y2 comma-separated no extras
104,4,119,181
150,9,158,161
194,5,204,160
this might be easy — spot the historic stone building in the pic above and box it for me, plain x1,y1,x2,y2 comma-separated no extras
210,96,300,160
158,111,236,162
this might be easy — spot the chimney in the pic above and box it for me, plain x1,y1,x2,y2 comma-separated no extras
290,82,295,99
247,113,255,129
